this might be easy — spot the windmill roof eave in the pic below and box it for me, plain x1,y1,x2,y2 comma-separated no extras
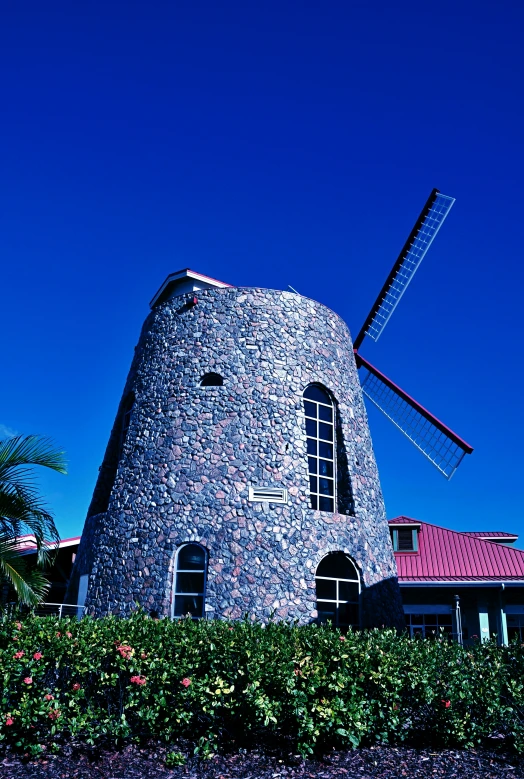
150,269,232,308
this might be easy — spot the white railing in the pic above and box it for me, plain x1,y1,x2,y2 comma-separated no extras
32,603,86,619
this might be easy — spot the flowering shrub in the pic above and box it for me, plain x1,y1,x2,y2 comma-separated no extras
0,610,524,757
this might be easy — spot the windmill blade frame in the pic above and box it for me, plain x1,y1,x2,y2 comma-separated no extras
353,188,455,350
355,353,473,480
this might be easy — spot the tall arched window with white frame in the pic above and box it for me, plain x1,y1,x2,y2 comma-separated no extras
173,543,207,619
303,384,336,512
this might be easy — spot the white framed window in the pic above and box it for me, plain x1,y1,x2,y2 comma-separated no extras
506,615,524,642
505,608,524,642
404,606,453,638
172,543,207,619
315,552,359,628
303,384,336,512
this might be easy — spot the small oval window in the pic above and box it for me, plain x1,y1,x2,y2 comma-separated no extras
200,372,223,387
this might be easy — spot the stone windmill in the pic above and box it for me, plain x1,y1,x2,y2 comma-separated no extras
67,189,470,628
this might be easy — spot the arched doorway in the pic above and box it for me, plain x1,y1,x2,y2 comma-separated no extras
315,552,360,628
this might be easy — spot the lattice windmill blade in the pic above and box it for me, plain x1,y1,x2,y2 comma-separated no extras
353,189,455,350
355,353,473,479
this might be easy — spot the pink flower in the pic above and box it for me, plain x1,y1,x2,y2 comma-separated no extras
33,652,43,661
180,678,191,688
72,683,81,691
5,717,14,726
339,636,346,641
44,694,54,701
15,622,22,630
56,632,61,638
13,651,24,659
48,709,61,720
66,632,72,638
441,699,451,709
23,677,33,685
130,675,147,685
140,652,148,659
116,644,134,659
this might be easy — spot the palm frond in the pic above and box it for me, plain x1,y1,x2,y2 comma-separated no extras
0,436,67,481
0,488,60,567
0,435,65,601
0,535,50,606
0,486,56,524
0,434,63,549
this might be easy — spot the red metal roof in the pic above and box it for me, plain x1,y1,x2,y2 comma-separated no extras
388,517,524,582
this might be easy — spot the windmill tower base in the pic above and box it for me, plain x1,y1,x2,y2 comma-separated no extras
66,280,404,631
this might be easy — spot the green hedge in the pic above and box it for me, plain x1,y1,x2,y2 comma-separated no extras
1,611,523,757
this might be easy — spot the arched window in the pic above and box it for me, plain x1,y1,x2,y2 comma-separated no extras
303,384,335,511
200,372,223,387
173,543,207,619
315,552,360,628
120,392,135,453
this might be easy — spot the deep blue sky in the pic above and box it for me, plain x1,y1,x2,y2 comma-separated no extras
2,1,523,544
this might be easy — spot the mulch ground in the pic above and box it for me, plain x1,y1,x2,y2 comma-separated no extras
2,743,524,779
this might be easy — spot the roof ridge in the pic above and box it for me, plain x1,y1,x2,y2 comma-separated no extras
462,531,518,536
390,516,523,550
388,516,421,525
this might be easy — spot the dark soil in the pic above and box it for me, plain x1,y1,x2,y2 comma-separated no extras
2,743,524,779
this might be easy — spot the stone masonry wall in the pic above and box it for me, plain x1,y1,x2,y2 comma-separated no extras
68,287,404,628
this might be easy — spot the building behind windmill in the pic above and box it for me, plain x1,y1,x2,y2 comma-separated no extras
66,269,404,628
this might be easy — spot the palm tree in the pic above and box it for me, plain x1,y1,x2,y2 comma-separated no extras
0,435,66,606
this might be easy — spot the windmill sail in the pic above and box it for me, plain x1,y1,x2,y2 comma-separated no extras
353,189,455,350
355,353,473,479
